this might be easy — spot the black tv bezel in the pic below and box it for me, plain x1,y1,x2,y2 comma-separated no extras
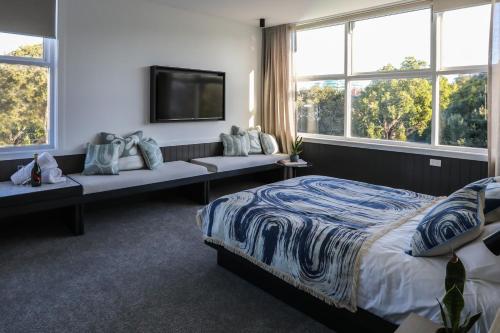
150,65,226,123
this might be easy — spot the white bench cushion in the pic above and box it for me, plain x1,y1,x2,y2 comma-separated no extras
70,161,209,195
190,154,288,173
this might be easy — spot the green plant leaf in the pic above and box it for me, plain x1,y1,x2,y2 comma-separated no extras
438,299,450,333
445,253,465,294
443,286,465,331
461,312,481,332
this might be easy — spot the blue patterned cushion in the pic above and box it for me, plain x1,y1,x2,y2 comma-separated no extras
82,143,120,175
138,138,164,170
408,177,497,257
485,183,500,223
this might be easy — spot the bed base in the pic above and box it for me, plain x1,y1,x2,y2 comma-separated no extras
207,242,398,333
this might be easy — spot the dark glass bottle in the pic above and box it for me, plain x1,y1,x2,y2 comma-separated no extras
31,153,42,187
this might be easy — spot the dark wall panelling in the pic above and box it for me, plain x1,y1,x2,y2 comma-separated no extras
161,142,222,162
300,142,488,196
0,142,223,182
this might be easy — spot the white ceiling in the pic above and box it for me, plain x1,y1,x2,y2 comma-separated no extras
154,0,403,27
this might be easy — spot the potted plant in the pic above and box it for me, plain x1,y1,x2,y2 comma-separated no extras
290,136,303,162
436,254,481,333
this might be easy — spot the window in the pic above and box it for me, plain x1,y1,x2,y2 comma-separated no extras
297,80,345,136
294,4,491,154
352,9,431,73
0,32,56,150
295,25,345,76
351,78,432,143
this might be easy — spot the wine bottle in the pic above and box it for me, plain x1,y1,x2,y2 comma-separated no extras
31,153,42,187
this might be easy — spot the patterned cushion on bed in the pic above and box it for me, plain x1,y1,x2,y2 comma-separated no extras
485,183,500,223
408,177,497,257
221,133,250,156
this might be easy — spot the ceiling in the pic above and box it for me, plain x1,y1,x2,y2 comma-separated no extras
155,0,403,27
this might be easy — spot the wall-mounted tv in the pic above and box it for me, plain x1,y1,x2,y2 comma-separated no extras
150,66,225,122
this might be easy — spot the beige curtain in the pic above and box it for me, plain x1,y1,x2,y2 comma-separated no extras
262,24,296,154
488,0,500,176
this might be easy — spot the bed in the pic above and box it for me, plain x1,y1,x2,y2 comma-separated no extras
197,176,500,333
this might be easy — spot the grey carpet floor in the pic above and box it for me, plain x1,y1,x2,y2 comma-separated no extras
0,180,332,333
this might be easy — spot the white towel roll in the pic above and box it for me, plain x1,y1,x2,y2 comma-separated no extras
10,152,59,185
42,168,67,184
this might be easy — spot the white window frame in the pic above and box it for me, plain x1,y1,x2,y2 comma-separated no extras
295,4,489,161
0,37,57,154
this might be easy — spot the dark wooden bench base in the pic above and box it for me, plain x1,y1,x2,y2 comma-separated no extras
208,243,398,333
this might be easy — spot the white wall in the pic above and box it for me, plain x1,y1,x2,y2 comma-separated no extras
48,0,260,156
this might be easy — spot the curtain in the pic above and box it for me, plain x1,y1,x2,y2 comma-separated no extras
262,24,296,155
488,0,500,176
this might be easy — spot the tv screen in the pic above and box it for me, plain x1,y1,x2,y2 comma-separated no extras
150,66,225,122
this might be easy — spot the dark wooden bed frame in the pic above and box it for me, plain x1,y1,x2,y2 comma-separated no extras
206,242,398,333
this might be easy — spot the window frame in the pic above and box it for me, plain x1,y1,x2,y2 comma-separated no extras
0,36,57,154
294,4,489,161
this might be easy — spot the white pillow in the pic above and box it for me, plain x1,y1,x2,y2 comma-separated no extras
457,222,500,284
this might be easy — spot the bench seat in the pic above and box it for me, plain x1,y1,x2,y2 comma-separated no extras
190,154,288,173
69,161,210,195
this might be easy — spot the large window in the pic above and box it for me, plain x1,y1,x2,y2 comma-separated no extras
0,32,56,151
295,4,491,153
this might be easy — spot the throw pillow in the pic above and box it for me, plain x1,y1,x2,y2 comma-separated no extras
82,143,120,175
408,177,497,257
231,125,263,154
221,133,250,156
259,132,279,155
485,183,500,223
99,131,145,171
138,138,164,170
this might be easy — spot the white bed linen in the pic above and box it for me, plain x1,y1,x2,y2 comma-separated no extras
358,206,500,333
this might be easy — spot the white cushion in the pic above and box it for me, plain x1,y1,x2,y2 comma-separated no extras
70,161,209,195
190,154,288,173
457,222,500,284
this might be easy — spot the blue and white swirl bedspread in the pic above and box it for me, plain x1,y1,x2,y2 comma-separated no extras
197,176,438,311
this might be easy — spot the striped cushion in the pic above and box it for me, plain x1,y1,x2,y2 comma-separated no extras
221,133,250,156
408,177,498,257
259,132,279,155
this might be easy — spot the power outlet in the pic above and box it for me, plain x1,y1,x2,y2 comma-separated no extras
430,159,442,167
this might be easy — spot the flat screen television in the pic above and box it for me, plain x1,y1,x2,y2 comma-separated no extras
150,66,225,122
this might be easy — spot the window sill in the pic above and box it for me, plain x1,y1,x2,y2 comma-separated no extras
0,145,56,161
300,134,488,162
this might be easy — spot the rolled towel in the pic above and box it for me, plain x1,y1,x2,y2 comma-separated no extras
42,168,67,184
10,152,59,185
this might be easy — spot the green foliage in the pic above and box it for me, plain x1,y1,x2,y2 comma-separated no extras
436,254,481,333
296,84,345,136
291,136,303,155
352,57,432,143
440,74,487,148
0,43,48,147
295,56,487,148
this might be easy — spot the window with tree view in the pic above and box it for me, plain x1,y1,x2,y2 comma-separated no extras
0,32,55,150
295,4,491,151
